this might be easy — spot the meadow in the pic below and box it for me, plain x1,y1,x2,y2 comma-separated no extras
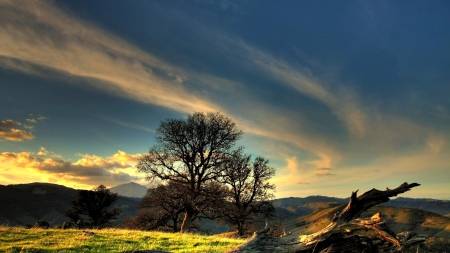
0,226,245,253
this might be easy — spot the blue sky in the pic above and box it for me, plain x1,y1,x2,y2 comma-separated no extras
1,0,449,199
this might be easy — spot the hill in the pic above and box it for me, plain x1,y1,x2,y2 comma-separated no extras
273,196,346,218
274,196,450,218
383,197,450,215
110,182,148,198
2,182,450,239
282,204,450,240
0,183,139,227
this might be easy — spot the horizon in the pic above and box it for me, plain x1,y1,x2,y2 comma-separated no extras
3,181,449,201
1,1,449,199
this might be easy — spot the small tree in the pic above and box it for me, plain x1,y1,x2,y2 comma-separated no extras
219,149,276,236
137,111,242,232
65,185,122,228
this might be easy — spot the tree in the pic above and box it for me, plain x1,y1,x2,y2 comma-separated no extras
219,149,276,236
137,111,243,232
64,185,122,228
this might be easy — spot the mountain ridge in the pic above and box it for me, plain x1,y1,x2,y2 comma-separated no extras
110,182,148,198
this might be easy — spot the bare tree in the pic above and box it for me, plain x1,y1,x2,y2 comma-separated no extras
137,112,242,233
219,149,276,236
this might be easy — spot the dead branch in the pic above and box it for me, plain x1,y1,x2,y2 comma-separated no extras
227,182,425,253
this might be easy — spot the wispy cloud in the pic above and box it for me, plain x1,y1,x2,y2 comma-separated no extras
314,167,336,177
0,0,221,114
99,116,155,133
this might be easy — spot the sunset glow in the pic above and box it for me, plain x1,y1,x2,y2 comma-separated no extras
1,0,449,199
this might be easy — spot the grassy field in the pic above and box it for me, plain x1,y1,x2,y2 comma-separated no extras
0,226,246,253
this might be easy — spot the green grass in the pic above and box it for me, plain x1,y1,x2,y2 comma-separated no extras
0,226,246,253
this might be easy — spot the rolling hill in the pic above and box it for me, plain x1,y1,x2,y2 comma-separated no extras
2,182,450,241
0,182,140,227
281,203,450,240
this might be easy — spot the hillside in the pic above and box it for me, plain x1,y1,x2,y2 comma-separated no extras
274,196,450,218
0,183,140,227
383,197,450,216
282,204,450,240
273,196,346,218
2,182,450,240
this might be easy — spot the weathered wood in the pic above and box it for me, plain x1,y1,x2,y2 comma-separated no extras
337,182,420,222
227,182,425,253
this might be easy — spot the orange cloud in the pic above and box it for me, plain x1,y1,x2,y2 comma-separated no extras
0,119,35,141
0,149,143,189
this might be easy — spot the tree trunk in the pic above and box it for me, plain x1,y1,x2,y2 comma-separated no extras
172,214,178,232
237,219,245,236
227,182,426,253
180,211,193,233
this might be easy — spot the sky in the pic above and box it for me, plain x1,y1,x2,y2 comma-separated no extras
1,0,449,199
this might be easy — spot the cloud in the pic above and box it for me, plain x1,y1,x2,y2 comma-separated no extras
99,116,155,133
0,0,361,176
25,118,37,123
37,147,48,156
0,119,35,141
0,0,222,114
314,167,336,177
316,167,332,171
0,148,143,189
26,115,48,123
211,34,368,137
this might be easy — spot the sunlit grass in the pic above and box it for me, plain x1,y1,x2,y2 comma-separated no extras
0,225,246,253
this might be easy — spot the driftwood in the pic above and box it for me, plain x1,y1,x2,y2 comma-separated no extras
227,182,426,253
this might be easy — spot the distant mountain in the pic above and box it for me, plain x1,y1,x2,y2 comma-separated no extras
0,182,139,227
273,196,348,219
383,197,450,216
110,182,148,198
274,196,450,218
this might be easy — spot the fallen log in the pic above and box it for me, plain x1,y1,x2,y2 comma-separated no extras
227,182,426,253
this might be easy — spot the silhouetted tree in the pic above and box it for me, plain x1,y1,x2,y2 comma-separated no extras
219,149,276,236
64,185,122,228
137,111,242,233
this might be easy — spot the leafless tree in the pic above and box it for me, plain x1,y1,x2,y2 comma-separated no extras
137,112,242,233
219,149,276,236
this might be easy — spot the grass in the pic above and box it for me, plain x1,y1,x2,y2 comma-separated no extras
0,226,246,253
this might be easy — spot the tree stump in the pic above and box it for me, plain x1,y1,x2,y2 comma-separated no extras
227,182,426,253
